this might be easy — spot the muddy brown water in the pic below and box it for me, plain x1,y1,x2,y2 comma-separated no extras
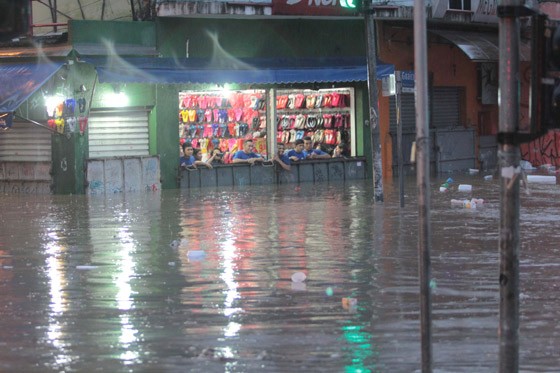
0,174,559,372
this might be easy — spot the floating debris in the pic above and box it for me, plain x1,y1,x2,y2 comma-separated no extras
457,184,472,192
341,297,357,311
451,198,484,209
187,250,206,261
526,175,556,184
291,272,306,283
429,279,437,289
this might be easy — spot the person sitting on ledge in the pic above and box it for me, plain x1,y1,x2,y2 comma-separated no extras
273,142,291,171
303,136,331,159
332,143,349,158
286,139,306,162
232,139,265,165
206,148,224,165
180,142,213,169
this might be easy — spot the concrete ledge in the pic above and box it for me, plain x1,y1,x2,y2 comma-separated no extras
179,157,367,188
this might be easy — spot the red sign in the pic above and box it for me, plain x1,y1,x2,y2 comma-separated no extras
272,0,359,17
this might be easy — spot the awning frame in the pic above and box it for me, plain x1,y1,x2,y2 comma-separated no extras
429,29,530,62
0,61,64,113
85,57,395,85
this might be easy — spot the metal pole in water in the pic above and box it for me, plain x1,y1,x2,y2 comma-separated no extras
396,71,404,207
497,0,520,370
364,2,384,203
413,0,432,371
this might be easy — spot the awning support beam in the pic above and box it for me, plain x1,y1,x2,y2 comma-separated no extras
14,114,62,136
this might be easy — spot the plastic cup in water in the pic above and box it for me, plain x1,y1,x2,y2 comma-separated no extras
291,272,306,283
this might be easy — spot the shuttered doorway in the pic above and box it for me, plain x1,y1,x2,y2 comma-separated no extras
88,109,149,158
389,93,416,133
431,87,463,128
0,121,52,193
0,121,52,161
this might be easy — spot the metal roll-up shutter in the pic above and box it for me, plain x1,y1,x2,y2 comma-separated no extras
431,87,462,128
389,94,416,133
88,109,149,158
0,122,52,161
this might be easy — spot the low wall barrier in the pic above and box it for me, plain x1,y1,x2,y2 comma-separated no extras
179,157,367,188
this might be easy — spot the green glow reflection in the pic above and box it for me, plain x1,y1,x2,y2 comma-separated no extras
341,322,377,373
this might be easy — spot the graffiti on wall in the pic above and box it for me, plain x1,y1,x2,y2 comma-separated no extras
520,130,560,167
86,156,161,194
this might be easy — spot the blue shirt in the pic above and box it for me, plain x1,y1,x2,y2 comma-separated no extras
180,155,195,166
279,154,291,165
286,149,306,160
233,150,262,160
306,149,329,157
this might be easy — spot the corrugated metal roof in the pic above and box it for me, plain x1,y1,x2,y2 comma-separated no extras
0,44,72,59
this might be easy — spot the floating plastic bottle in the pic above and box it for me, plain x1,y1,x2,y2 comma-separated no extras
439,180,452,192
526,175,557,184
458,184,472,192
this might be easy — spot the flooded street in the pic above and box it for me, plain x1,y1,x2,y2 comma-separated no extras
1,174,559,372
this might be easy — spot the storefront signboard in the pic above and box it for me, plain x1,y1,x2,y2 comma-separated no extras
272,0,359,16
401,71,415,94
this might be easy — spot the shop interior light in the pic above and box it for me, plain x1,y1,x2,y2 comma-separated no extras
45,94,64,116
217,84,231,95
104,91,129,107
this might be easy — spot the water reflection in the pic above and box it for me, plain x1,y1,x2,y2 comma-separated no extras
44,238,71,368
0,175,559,372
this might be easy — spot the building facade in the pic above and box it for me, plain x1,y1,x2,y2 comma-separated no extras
0,0,556,194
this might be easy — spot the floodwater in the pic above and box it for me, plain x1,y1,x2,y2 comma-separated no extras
0,173,559,373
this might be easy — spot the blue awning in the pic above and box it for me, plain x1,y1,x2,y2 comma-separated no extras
0,62,63,113
88,57,394,85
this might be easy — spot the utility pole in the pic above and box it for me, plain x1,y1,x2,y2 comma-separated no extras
364,1,384,203
413,0,432,371
395,71,404,207
497,0,521,370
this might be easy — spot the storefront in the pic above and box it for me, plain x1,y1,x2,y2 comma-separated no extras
88,54,393,189
178,87,355,161
0,61,66,193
